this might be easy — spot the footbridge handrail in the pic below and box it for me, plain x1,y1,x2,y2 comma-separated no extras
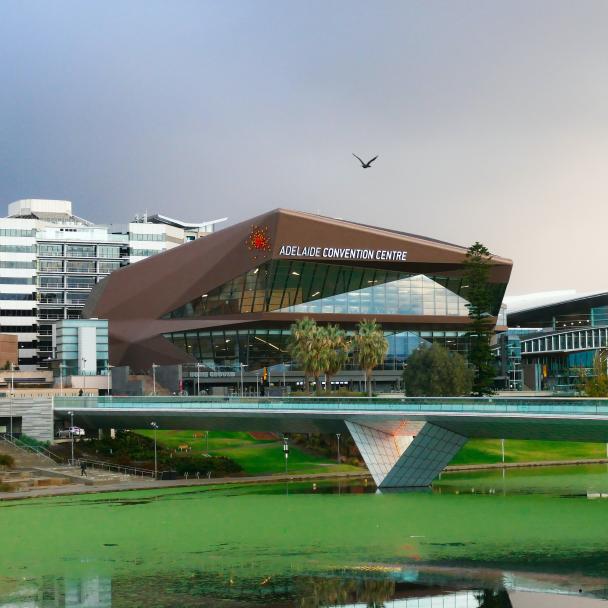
53,395,608,416
1,434,61,464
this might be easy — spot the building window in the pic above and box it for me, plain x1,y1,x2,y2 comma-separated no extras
65,261,96,273
65,244,96,258
129,233,165,241
39,260,63,272
97,245,121,259
39,276,64,288
98,261,121,273
38,243,63,257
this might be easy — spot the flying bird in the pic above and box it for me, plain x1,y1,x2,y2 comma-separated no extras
352,153,379,169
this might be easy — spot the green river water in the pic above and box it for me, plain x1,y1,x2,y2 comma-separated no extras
3,464,608,606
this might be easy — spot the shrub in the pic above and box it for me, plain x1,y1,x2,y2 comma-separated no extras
166,454,242,476
0,454,15,468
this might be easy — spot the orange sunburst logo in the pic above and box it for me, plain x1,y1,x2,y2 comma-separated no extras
245,225,271,260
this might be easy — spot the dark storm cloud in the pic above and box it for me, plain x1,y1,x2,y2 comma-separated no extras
1,0,608,293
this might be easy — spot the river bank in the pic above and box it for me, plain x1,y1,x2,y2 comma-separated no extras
4,456,608,501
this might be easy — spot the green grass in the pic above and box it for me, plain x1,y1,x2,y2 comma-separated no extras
135,430,608,474
450,439,608,465
135,430,360,476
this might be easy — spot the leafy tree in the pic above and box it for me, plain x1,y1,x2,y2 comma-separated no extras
322,324,351,392
354,319,388,397
463,242,496,395
583,350,608,396
403,343,473,396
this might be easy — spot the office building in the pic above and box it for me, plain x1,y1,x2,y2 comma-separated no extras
0,199,226,370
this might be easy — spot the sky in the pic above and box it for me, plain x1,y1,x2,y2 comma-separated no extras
1,1,608,295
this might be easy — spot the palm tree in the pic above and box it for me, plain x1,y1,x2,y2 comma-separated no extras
322,324,350,392
354,319,388,396
287,317,326,393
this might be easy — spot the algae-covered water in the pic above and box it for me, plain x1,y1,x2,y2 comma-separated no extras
3,465,608,606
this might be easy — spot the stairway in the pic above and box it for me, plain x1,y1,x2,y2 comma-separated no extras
0,436,56,468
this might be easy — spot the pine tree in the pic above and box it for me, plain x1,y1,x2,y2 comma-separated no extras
463,242,496,396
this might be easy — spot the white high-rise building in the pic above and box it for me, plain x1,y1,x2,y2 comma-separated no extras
0,199,226,370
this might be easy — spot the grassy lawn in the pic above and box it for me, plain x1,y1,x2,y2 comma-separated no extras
135,430,361,476
450,439,608,465
135,430,608,474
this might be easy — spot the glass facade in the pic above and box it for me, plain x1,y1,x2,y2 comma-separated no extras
164,327,470,373
159,259,508,376
163,260,494,319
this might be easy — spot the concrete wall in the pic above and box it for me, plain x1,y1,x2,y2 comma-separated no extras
0,398,54,441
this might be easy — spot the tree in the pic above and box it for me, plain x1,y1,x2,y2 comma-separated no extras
287,318,328,395
403,343,473,396
322,324,351,392
463,242,496,395
354,319,388,397
583,350,608,397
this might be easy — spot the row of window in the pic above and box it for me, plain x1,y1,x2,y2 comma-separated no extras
39,276,97,289
0,309,37,317
0,229,35,237
129,233,166,241
0,277,35,284
38,243,122,258
0,293,36,300
0,244,36,253
38,260,121,273
38,293,90,304
130,248,164,256
0,260,36,269
0,325,36,332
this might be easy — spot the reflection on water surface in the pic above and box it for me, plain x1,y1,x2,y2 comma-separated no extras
3,464,608,607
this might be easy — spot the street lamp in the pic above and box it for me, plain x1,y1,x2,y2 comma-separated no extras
81,357,87,394
336,433,341,464
152,363,159,396
68,410,74,464
239,363,245,397
256,372,260,397
106,365,113,396
196,362,201,396
150,421,158,478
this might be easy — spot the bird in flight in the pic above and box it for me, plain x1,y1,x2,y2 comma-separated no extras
352,153,379,169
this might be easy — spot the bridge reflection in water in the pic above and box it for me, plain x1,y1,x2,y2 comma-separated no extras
54,396,608,488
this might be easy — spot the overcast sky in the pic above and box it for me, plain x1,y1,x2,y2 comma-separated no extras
1,1,607,295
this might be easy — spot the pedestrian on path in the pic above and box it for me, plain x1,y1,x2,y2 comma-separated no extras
80,461,87,477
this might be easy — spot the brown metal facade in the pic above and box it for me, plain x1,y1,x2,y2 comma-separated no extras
83,209,512,371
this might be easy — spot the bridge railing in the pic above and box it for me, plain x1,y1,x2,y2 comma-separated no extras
52,395,608,416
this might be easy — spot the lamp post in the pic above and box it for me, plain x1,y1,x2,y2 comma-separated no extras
150,421,158,478
68,410,74,464
501,438,505,464
196,362,201,396
336,433,341,464
106,365,113,396
239,363,245,397
152,363,159,396
256,373,260,397
81,357,87,394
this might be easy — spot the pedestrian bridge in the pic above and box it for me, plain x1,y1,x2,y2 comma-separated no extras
54,396,608,489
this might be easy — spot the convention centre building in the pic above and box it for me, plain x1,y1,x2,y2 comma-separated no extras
84,209,512,393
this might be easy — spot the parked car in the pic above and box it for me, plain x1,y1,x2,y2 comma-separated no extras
56,427,85,438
